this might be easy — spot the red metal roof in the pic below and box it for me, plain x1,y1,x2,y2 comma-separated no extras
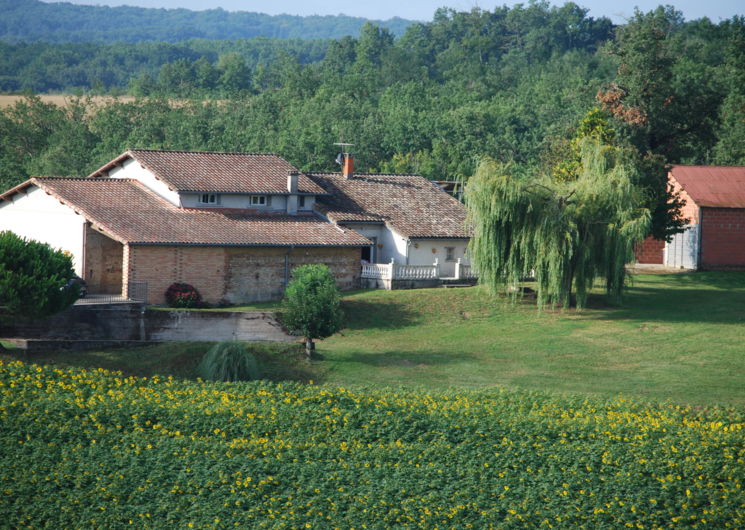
670,165,745,208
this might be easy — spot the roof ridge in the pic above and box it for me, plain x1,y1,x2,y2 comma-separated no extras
672,164,745,169
310,171,423,178
128,148,284,157
34,176,137,182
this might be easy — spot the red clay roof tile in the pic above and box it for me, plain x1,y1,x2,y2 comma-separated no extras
88,149,327,195
309,173,470,239
32,178,368,247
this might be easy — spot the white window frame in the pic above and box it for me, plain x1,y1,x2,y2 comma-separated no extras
250,195,267,206
445,246,456,262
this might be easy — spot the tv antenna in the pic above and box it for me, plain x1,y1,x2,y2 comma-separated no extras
333,142,354,154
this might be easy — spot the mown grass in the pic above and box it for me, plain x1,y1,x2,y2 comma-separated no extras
321,272,745,406
3,272,744,406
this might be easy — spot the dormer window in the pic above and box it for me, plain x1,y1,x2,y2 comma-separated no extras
299,196,306,208
250,195,267,206
199,193,219,205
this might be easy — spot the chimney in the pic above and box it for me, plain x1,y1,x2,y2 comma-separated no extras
286,170,299,215
342,153,354,179
287,170,299,193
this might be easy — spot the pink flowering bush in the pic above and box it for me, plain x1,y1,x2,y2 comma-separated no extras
164,282,202,308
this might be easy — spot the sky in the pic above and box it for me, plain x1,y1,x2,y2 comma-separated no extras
50,0,743,23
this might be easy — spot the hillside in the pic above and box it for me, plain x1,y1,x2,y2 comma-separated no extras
0,0,414,43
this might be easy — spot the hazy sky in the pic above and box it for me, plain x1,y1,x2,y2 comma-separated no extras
49,1,743,23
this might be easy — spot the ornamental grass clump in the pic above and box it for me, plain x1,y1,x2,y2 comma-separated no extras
197,341,261,382
165,282,202,308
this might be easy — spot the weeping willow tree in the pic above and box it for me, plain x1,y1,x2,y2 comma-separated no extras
466,140,651,309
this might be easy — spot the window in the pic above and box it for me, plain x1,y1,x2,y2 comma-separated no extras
199,193,219,205
250,195,267,206
299,196,306,208
445,247,456,262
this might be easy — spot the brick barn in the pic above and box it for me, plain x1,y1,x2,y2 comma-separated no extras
636,165,745,270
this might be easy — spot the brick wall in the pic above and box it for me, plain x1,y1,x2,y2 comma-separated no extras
126,245,361,305
670,174,700,224
635,236,665,264
84,226,123,294
700,207,745,269
224,246,360,304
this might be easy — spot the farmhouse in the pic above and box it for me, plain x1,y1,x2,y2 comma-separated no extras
636,165,745,269
0,149,471,303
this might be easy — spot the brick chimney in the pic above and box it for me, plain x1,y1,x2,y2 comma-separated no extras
342,153,354,179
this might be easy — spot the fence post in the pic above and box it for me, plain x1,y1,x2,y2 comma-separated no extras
455,258,462,280
433,258,440,279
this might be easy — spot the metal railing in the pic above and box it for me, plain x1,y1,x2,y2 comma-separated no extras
74,281,148,305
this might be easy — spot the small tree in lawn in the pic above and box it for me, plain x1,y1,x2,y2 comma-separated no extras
0,231,79,321
282,264,343,359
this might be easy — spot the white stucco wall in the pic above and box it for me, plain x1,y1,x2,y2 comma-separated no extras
341,223,384,262
408,239,470,277
0,186,86,275
178,193,316,213
108,158,181,205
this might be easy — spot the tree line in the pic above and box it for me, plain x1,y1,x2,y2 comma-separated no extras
0,0,413,43
0,4,743,208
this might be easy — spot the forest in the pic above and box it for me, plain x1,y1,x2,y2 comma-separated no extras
0,2,743,221
0,0,413,43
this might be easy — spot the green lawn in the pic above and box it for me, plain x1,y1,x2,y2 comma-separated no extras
4,272,745,406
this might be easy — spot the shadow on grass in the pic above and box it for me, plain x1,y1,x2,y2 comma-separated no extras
576,286,745,324
2,341,326,385
334,350,477,368
341,299,418,331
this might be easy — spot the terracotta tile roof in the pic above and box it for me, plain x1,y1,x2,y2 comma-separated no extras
88,149,327,195
30,178,369,247
309,173,470,239
670,166,745,208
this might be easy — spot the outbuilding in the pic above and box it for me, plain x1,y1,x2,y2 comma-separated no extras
636,165,745,269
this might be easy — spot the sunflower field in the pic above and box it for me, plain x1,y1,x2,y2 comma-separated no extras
1,360,743,528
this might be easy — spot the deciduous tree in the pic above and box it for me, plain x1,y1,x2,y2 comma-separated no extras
466,141,650,309
282,264,343,359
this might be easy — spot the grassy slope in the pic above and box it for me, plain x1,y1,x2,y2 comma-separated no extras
323,272,745,406
4,272,745,406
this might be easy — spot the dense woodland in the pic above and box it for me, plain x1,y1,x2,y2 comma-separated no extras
0,2,743,236
0,0,412,43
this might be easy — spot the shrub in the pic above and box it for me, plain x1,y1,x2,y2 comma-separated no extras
165,282,202,308
282,264,343,359
0,231,78,321
197,341,261,382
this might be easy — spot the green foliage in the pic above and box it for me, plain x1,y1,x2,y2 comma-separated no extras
552,106,616,181
0,0,412,43
0,231,78,320
282,264,343,357
196,341,261,382
1,359,743,527
466,141,650,308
